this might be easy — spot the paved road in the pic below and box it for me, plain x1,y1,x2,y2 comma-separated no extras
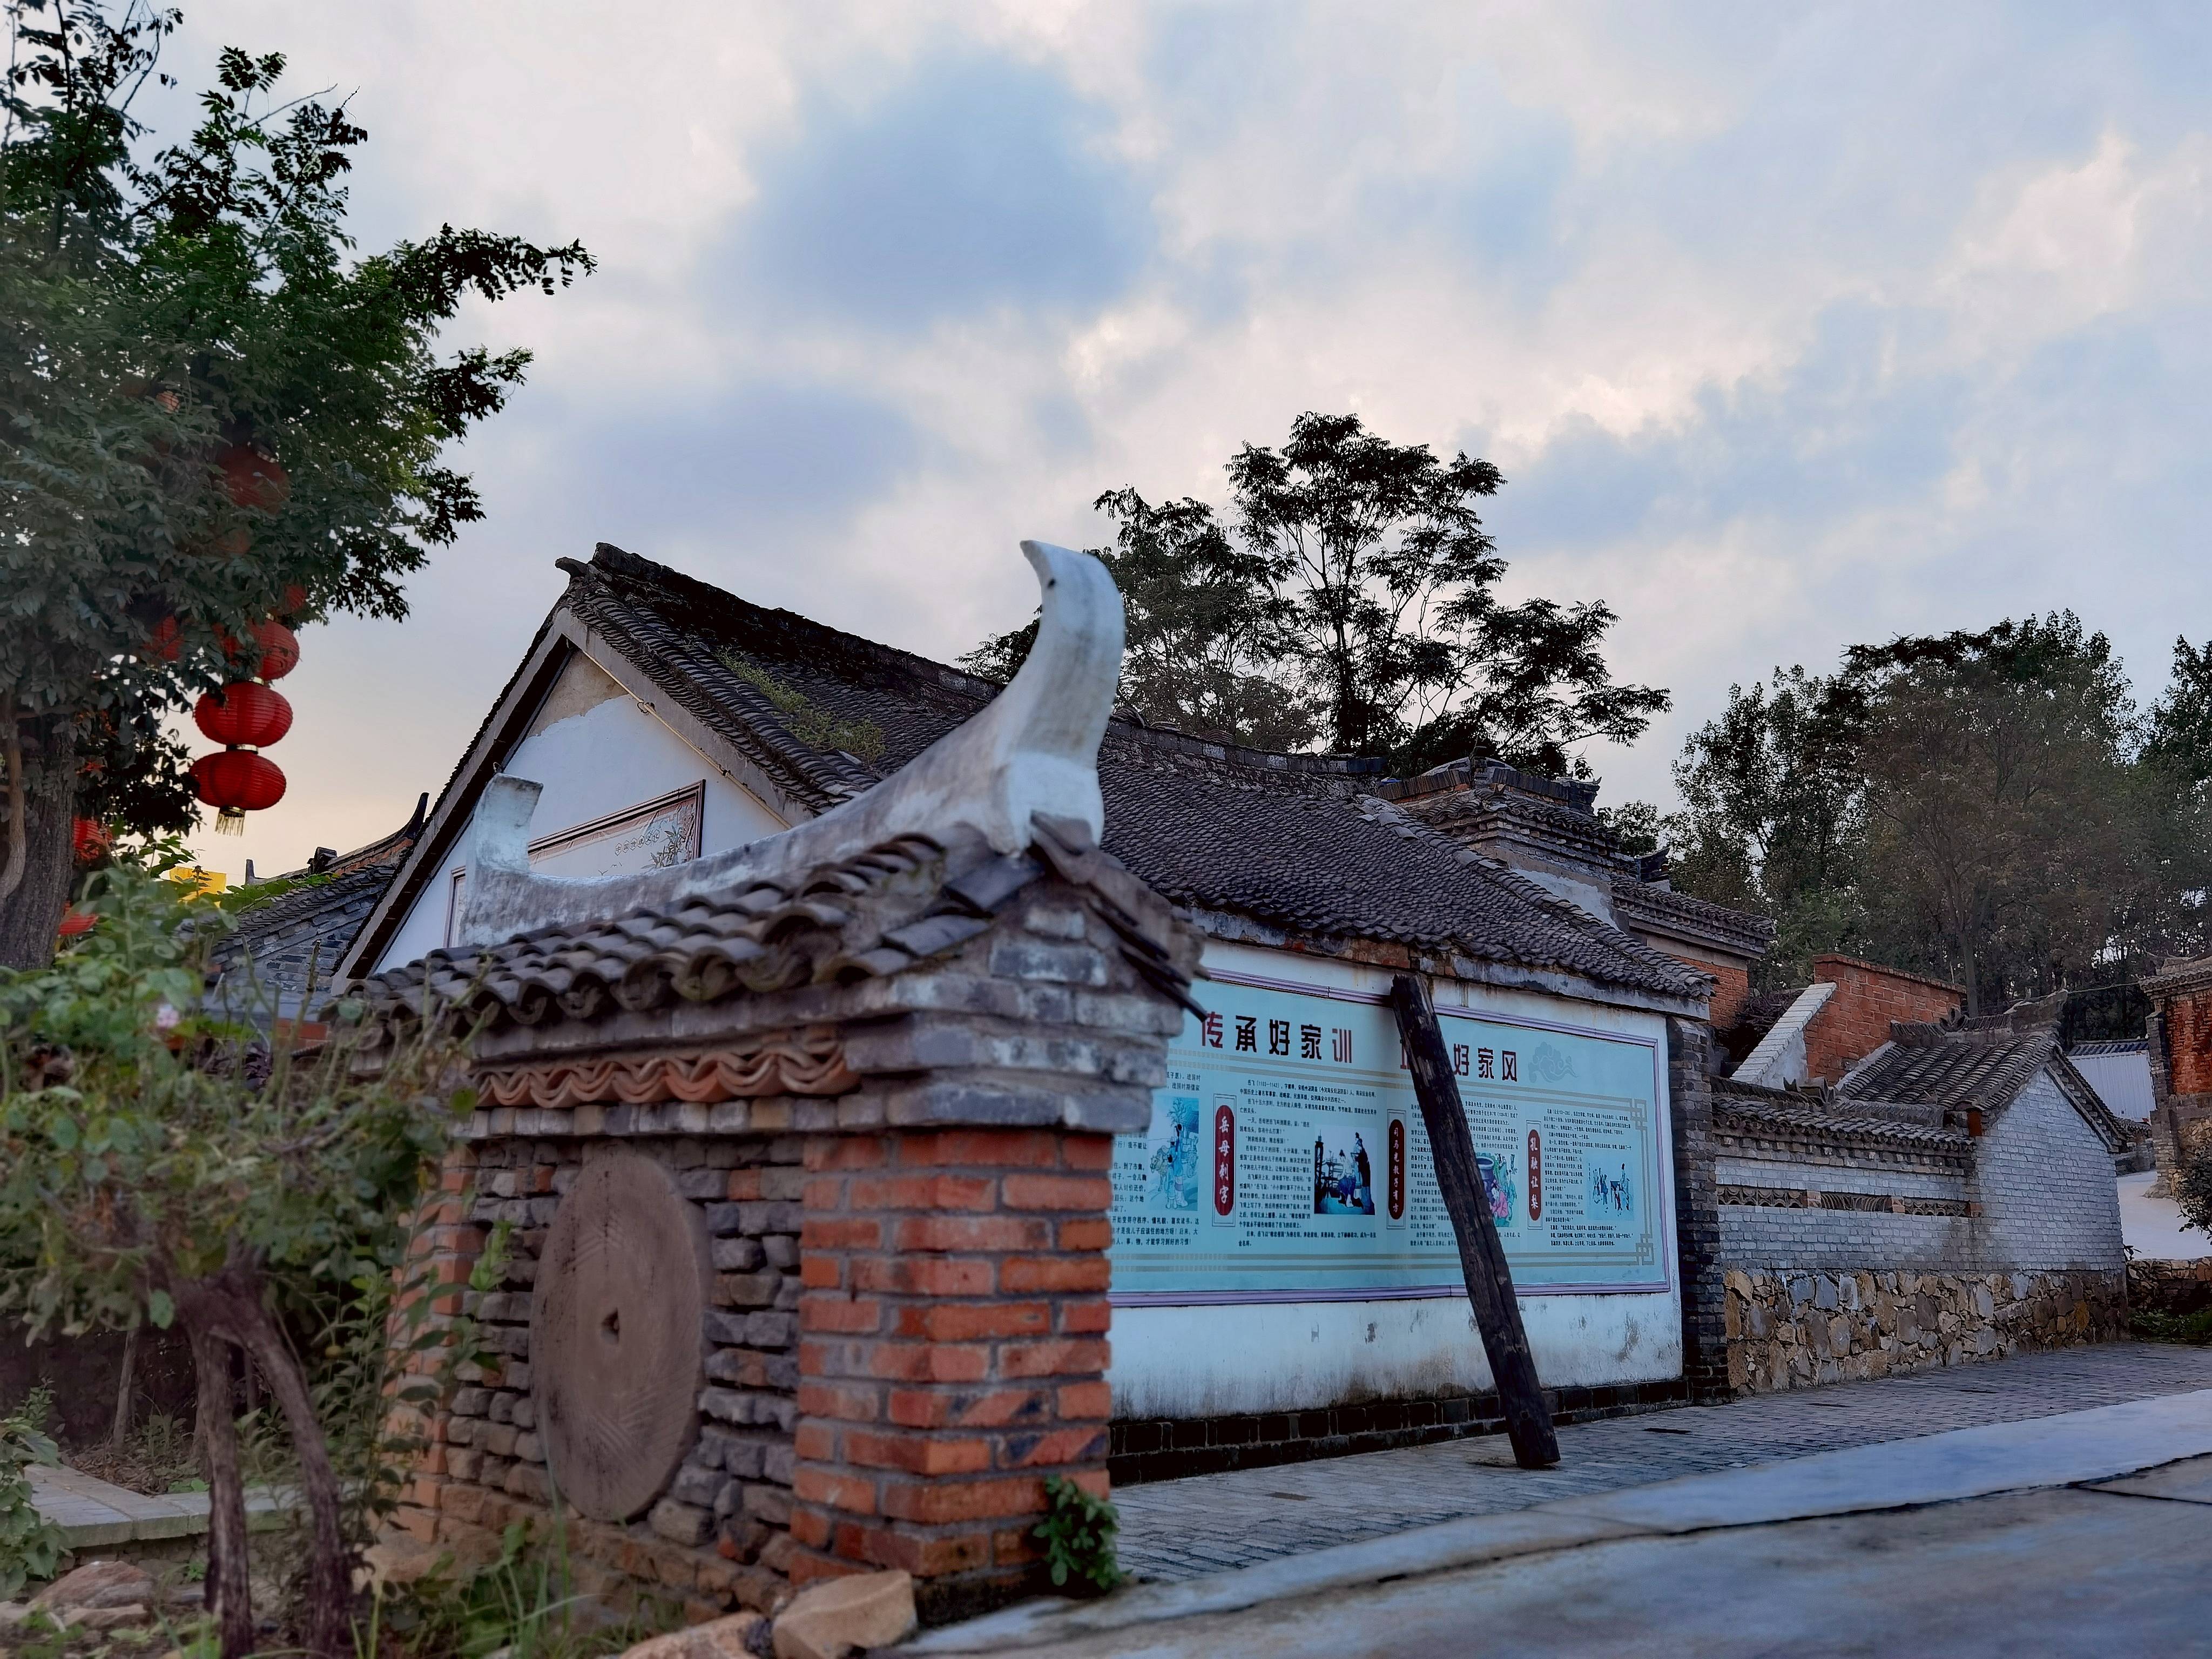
1035,1473,2212,1657
911,1388,2212,1658
2119,1170,2206,1259
1114,1341,2212,1582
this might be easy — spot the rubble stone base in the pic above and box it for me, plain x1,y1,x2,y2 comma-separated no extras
1722,1266,2126,1393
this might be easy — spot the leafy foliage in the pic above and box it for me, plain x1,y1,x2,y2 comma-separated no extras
1031,1474,1124,1594
2178,1148,2212,1244
0,1384,64,1599
0,842,475,1653
965,413,1667,773
1,0,589,949
1645,616,2207,1010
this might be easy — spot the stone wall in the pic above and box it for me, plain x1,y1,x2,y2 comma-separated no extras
1802,955,1963,1084
399,1124,808,1617
2144,964,2212,1190
1722,1267,2126,1392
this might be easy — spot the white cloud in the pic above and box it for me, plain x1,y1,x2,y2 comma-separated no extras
164,1,2212,876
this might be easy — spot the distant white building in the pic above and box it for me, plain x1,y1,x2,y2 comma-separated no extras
2068,1038,2155,1121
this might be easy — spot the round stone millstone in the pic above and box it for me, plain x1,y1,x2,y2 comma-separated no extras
530,1150,711,1521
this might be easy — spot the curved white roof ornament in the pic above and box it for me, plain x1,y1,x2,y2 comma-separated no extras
452,541,1125,948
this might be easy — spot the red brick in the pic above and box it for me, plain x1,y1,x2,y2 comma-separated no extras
851,1174,997,1212
793,1421,840,1461
801,1256,845,1290
1006,1425,1108,1467
1056,1380,1112,1420
793,1465,878,1514
895,1301,1051,1341
1060,1136,1114,1171
787,1505,832,1549
855,1525,990,1577
844,1429,992,1475
804,1217,884,1251
894,1215,1052,1253
802,1295,885,1334
1000,1256,1111,1294
808,1137,889,1171
854,1340,993,1383
880,1474,1049,1525
802,1177,843,1209
896,1129,1061,1169
797,1380,881,1422
1001,1174,1112,1212
1057,1299,1111,1335
852,1256,995,1297
1001,1339,1108,1379
1056,1217,1113,1251
887,1386,1051,1429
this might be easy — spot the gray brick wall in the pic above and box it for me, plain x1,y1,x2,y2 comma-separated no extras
1974,1071,2126,1272
1715,1063,2122,1276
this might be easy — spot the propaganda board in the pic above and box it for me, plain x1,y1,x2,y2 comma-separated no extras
1109,975,1669,1304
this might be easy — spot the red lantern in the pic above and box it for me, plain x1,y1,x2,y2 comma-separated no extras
193,682,293,748
56,909,96,939
147,616,182,662
193,750,286,831
249,618,299,682
71,818,112,865
219,445,289,512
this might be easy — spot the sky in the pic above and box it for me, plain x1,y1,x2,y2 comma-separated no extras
157,1,2212,881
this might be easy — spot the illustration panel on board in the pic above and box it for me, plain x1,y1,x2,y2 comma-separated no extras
1108,978,1669,1304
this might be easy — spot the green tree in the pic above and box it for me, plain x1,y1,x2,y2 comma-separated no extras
968,413,1668,773
1,1,590,965
965,487,1318,751
0,851,469,1655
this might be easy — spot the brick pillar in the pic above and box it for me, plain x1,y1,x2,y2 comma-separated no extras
792,1127,1114,1621
388,1142,487,1543
1667,1017,1730,1401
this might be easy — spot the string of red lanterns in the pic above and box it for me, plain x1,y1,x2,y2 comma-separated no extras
188,444,300,834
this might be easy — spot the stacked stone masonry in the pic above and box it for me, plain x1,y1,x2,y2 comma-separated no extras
1723,1267,2125,1393
393,1127,809,1618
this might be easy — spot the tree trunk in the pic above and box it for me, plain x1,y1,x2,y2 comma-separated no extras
232,1293,357,1658
0,717,77,970
189,1324,256,1658
110,1325,139,1450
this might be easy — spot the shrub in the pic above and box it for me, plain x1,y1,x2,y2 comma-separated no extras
0,1386,65,1599
1031,1475,1125,1595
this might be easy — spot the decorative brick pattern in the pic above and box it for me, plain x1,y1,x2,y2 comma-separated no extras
1802,955,1964,1084
790,1127,1114,1621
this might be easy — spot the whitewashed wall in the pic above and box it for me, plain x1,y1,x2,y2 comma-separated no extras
1108,940,1683,1419
373,655,785,972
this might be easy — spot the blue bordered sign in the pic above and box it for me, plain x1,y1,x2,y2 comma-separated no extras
1108,974,1670,1304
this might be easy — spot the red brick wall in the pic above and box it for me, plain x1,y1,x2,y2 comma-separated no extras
2168,986,2212,1097
1803,955,1965,1084
1676,955,1751,1031
792,1127,1114,1620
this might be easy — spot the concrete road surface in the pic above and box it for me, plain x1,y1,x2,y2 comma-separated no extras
910,1390,2212,1658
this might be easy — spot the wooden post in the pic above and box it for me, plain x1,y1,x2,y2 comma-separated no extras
1390,973,1560,1468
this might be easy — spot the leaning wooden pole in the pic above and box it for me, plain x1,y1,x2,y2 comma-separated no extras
1390,973,1560,1468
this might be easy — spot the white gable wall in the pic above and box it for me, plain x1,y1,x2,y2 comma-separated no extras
373,657,788,973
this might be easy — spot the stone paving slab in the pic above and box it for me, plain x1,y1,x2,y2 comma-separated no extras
26,1462,286,1550
1109,1341,2212,1582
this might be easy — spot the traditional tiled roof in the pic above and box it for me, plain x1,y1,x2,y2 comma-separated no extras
1711,1078,1972,1158
1610,881,1777,962
210,807,422,1020
1838,1024,2126,1150
517,545,1708,1006
357,817,1195,1038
